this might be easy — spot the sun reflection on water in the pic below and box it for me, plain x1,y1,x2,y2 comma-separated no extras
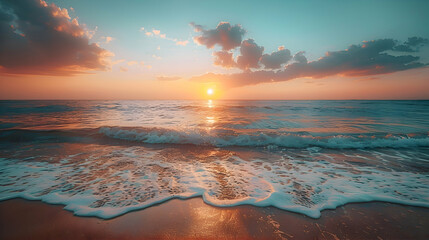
205,99,216,128
207,99,213,108
206,116,215,124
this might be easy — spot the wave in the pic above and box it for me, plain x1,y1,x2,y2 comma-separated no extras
1,126,429,149
0,104,76,115
98,126,429,149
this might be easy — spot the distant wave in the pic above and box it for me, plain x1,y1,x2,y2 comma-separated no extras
99,127,429,149
0,104,76,115
2,126,429,149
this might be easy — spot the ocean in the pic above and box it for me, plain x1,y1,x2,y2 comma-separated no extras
0,100,428,218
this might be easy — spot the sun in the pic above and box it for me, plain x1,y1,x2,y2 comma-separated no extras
207,88,214,95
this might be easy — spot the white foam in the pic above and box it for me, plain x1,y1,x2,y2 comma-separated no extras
0,146,428,219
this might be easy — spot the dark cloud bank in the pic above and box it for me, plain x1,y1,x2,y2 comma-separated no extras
0,0,111,75
191,22,429,87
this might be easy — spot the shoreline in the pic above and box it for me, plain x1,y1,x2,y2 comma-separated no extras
1,198,428,239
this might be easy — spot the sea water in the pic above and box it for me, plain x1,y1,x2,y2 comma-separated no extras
0,100,428,218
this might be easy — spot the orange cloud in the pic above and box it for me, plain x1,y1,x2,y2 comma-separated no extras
176,40,189,46
156,75,181,81
104,36,114,43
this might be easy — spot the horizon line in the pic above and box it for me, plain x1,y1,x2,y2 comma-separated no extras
1,99,429,101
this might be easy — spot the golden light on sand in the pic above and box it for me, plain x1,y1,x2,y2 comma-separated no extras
207,88,214,95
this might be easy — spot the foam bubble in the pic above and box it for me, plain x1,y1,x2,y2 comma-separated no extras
0,144,428,219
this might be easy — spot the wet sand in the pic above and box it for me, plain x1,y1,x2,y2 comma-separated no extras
0,198,428,240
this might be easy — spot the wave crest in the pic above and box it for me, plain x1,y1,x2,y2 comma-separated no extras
99,127,429,149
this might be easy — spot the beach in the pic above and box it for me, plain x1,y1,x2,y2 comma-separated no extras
1,198,428,239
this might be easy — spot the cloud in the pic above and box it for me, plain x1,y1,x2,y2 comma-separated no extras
0,0,111,76
302,38,427,78
176,40,189,46
112,59,125,65
192,22,289,71
119,66,128,72
139,61,152,69
293,51,307,64
236,39,264,70
156,75,181,81
191,22,246,51
127,61,138,66
213,51,236,68
191,37,428,87
152,54,161,60
261,47,292,69
405,36,429,47
85,26,97,39
393,37,429,52
105,36,114,43
102,36,114,44
141,28,188,46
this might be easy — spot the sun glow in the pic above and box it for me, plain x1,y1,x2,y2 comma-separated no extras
207,88,214,95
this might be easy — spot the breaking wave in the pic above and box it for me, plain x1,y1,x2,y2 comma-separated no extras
1,127,429,149
99,126,429,149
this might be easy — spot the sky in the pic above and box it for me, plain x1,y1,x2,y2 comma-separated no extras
1,0,429,100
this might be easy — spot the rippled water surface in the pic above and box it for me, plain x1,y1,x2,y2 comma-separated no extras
0,100,428,218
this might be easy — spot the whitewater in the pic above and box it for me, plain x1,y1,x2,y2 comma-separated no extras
0,100,428,219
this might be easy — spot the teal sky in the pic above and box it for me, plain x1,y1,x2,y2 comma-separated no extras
50,0,429,76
